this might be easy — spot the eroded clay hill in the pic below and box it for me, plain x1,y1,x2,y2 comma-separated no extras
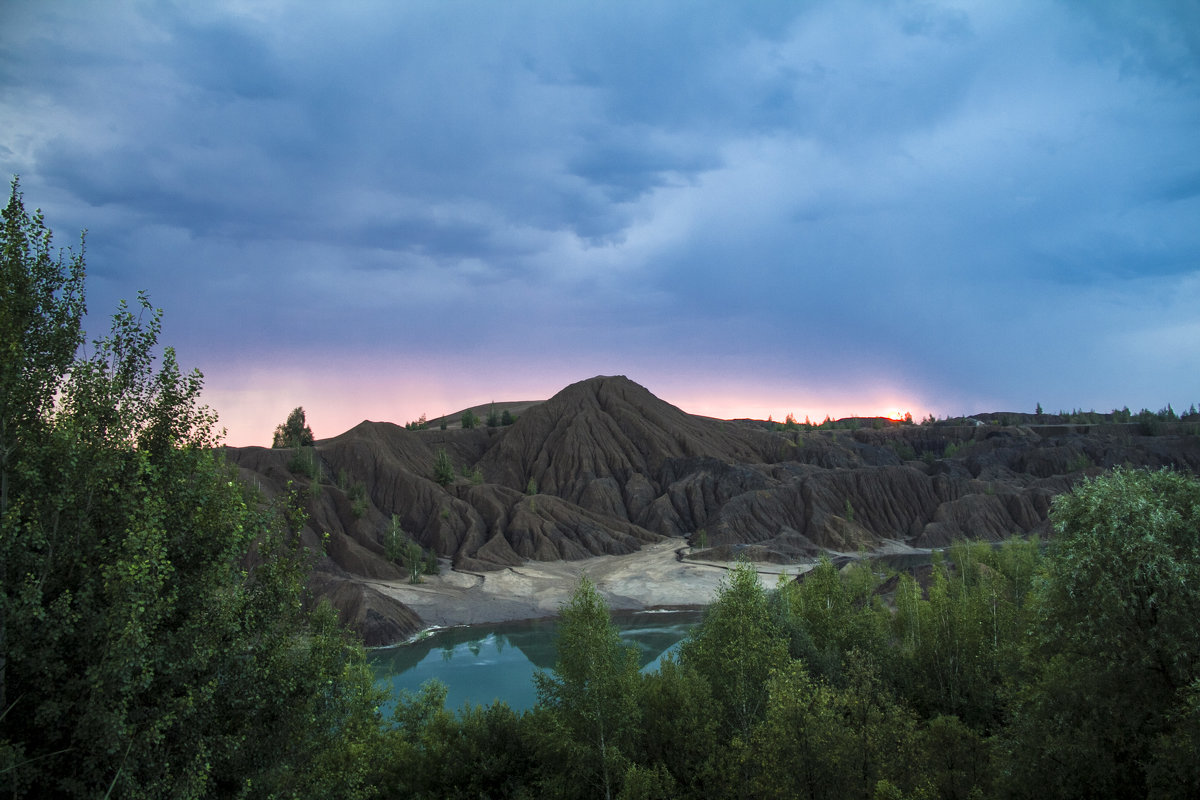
226,375,1200,644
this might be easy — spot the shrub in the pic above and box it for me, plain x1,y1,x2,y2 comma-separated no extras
1066,452,1093,473
432,448,455,486
461,409,479,429
287,446,319,479
346,480,369,518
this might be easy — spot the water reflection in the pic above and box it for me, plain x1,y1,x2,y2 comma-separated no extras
370,609,703,713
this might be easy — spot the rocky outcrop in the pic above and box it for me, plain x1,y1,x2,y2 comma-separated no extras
227,375,1200,643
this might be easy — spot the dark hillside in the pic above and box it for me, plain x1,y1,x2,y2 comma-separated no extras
226,376,1200,644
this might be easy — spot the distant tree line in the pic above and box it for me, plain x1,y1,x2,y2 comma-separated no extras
403,404,516,432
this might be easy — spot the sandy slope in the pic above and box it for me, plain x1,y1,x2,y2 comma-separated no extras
360,539,811,629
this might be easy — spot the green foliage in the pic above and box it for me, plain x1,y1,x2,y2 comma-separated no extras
272,405,314,448
0,177,86,516
778,556,888,684
633,656,719,796
0,185,381,798
375,681,539,799
288,444,319,478
890,541,1033,730
432,447,455,487
535,576,641,800
680,561,789,742
501,408,515,426
1002,468,1200,798
385,514,437,583
486,404,499,428
461,409,478,429
405,412,428,430
1065,451,1093,472
748,654,923,800
526,476,538,495
345,478,369,518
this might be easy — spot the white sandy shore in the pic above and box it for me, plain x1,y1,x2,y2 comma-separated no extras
359,539,817,628
360,537,942,631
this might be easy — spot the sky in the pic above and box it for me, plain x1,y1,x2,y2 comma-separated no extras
2,0,1198,445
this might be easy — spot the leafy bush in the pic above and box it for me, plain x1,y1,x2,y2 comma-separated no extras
461,409,479,429
1065,452,1093,473
288,445,319,479
433,448,455,486
346,480,369,518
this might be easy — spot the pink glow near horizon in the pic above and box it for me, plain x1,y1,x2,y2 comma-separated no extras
203,365,931,448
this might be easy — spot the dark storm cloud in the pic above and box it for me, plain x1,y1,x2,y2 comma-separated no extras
1,0,1198,443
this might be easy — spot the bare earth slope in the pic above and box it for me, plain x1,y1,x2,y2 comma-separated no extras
226,375,1200,645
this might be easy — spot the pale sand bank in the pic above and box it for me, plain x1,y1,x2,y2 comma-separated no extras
359,539,815,629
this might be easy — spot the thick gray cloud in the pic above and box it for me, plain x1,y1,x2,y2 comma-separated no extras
1,0,1197,442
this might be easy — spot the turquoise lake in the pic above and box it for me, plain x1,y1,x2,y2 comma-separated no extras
369,609,705,713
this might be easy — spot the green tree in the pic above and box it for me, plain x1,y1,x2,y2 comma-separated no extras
0,178,86,730
779,556,888,684
272,405,314,448
679,561,789,743
377,681,539,799
0,178,86,518
432,447,455,486
461,409,478,429
1002,468,1200,798
534,576,641,800
0,185,381,798
747,654,923,800
635,656,720,796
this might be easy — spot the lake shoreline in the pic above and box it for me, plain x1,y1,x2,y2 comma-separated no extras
360,537,942,638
